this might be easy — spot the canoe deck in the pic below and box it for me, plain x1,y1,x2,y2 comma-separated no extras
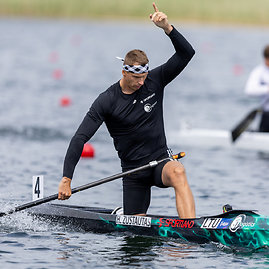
28,203,269,250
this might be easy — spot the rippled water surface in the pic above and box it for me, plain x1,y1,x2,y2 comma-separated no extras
0,18,269,268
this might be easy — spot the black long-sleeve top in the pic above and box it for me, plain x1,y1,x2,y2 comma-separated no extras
63,27,195,179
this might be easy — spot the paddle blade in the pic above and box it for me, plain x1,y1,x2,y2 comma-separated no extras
172,152,185,160
231,109,260,142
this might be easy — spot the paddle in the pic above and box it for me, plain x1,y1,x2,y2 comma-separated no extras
0,152,185,217
231,107,262,142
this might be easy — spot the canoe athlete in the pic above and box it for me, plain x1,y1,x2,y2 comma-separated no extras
245,45,269,132
58,2,196,218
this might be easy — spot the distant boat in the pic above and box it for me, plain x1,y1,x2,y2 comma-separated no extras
168,128,269,151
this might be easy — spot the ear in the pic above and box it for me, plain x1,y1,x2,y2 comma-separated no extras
122,70,126,77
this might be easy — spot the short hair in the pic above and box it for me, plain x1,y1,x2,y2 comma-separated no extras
124,49,149,65
263,45,269,58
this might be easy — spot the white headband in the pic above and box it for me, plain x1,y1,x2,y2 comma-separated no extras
123,63,149,74
117,56,149,74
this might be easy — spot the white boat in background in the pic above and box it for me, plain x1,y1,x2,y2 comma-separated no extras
168,128,269,152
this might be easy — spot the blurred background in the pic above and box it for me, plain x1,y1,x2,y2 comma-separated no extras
1,0,269,25
1,0,269,215
0,1,269,267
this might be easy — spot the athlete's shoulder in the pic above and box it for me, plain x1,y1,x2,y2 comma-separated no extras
91,81,119,114
252,64,267,73
146,67,164,86
147,67,161,78
100,81,120,98
260,64,269,74
96,81,119,101
247,65,267,80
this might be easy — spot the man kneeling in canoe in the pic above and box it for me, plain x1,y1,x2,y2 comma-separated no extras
58,2,196,219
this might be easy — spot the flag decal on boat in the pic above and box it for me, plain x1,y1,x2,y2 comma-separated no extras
201,218,222,229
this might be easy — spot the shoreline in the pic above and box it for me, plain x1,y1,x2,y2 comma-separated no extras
1,15,269,30
1,0,269,27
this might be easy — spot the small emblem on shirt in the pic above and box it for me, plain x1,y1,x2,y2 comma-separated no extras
144,101,157,113
133,99,137,104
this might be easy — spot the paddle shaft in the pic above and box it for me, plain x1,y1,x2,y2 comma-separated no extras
0,152,185,217
231,107,262,142
231,95,269,142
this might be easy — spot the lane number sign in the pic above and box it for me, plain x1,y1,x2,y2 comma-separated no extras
32,175,44,201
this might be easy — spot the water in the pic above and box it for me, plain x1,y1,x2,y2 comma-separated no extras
0,18,269,268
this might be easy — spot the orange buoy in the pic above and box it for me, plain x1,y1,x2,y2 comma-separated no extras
60,96,71,107
81,143,95,158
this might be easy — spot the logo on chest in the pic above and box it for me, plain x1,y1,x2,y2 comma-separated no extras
144,101,157,113
138,93,157,113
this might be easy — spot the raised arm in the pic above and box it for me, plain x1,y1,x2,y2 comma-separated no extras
149,2,195,87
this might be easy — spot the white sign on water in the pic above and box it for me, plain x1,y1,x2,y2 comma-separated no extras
32,175,44,200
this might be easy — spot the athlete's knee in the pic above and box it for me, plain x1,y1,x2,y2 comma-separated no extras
168,164,187,186
173,165,186,178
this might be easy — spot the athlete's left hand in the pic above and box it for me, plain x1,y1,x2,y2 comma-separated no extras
150,2,173,34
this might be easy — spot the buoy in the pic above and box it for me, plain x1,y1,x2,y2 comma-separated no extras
60,96,71,107
81,143,95,158
52,69,63,80
233,64,243,76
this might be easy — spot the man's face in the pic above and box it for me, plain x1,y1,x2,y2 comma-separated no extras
122,71,148,91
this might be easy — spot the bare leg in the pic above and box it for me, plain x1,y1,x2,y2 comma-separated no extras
162,161,196,219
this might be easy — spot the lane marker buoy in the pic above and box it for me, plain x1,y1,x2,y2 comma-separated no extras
81,143,95,158
60,96,72,107
53,69,63,80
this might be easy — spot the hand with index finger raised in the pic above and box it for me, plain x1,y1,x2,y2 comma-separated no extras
149,2,173,34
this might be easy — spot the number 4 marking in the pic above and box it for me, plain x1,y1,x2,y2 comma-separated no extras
35,177,40,197
32,175,44,201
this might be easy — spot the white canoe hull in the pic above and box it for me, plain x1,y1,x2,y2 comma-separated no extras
168,129,269,152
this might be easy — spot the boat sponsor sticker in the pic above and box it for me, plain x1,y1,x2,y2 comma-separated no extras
241,222,255,228
201,218,223,229
201,215,255,232
116,215,151,228
157,218,194,228
229,214,245,232
201,218,234,229
228,214,255,232
217,219,232,229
